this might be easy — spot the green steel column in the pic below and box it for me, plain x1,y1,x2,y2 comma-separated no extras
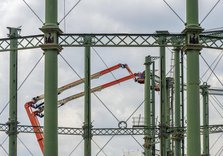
7,27,20,156
186,44,201,156
83,36,92,156
151,61,156,156
144,56,152,156
40,0,62,155
166,78,173,155
184,0,202,155
160,45,167,156
43,49,58,156
173,47,181,156
157,31,168,156
180,50,185,156
200,83,210,156
186,0,198,27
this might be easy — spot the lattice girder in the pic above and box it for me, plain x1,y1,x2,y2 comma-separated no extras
1,33,223,52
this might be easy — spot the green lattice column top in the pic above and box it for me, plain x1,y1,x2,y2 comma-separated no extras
200,82,210,96
40,25,63,51
182,26,203,51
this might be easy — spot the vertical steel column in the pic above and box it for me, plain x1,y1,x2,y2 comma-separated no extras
83,36,92,156
40,0,62,155
200,82,210,156
144,56,152,156
180,50,185,156
173,47,181,156
151,61,156,156
166,77,173,155
184,0,202,155
157,31,168,156
7,27,19,156
160,43,167,156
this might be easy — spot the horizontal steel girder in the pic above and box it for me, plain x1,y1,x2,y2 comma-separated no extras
0,123,222,136
1,33,223,52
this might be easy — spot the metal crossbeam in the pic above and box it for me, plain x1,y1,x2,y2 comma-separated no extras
200,35,223,50
202,30,223,37
0,124,222,135
92,128,159,135
0,35,44,52
59,33,184,47
205,124,223,134
1,33,223,52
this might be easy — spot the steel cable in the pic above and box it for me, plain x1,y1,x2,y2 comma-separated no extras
211,95,223,110
210,133,223,151
17,136,34,156
92,93,120,122
59,54,120,122
201,52,223,80
0,136,8,155
68,139,83,156
215,145,223,156
200,0,222,25
205,53,223,82
59,0,82,24
96,135,115,156
162,0,185,24
200,54,223,86
217,146,223,156
92,139,107,156
22,0,44,24
125,100,144,122
92,47,118,82
131,135,144,149
0,54,44,116
209,98,223,119
63,0,66,33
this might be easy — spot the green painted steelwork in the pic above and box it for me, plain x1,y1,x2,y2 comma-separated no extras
1,123,223,135
144,56,152,156
43,50,58,156
186,52,201,156
186,0,198,27
40,0,62,155
201,83,210,156
2,33,223,52
166,77,174,155
185,0,202,155
173,47,182,156
83,36,92,156
180,50,185,156
2,1,223,155
157,31,168,156
160,49,167,156
7,27,19,156
151,60,156,156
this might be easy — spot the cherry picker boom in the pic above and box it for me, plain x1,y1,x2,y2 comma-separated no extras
25,63,138,154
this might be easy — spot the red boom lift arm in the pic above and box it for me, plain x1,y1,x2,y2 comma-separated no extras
25,63,137,153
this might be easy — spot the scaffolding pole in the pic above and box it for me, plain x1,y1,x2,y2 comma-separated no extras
7,27,19,156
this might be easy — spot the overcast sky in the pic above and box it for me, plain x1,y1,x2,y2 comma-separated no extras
0,0,223,155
